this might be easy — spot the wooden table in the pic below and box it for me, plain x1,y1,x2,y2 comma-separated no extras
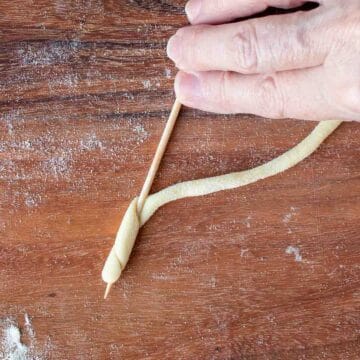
1,1,359,359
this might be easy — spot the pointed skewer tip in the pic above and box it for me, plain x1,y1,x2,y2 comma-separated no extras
104,283,112,299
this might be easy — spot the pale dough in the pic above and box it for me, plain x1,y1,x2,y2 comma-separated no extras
102,120,342,285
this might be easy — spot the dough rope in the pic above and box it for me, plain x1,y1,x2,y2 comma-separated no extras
102,120,342,286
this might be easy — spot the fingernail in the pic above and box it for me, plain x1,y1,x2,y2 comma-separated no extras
167,34,181,62
175,72,202,100
185,0,202,22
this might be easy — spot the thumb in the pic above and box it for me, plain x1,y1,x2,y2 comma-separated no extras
174,70,354,121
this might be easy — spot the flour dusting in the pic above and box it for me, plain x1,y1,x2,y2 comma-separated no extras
80,133,104,151
142,80,151,90
42,153,73,179
23,315,34,339
0,103,153,212
1,109,22,135
164,68,172,79
50,73,79,89
286,246,302,262
2,324,28,360
24,193,42,208
18,41,80,66
283,207,299,234
132,124,149,144
0,314,52,360
283,206,298,224
243,215,252,228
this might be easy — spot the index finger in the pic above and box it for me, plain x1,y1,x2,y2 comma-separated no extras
168,12,329,74
185,0,307,24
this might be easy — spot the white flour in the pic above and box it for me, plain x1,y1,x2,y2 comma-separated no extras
2,325,28,360
0,314,52,360
286,246,303,262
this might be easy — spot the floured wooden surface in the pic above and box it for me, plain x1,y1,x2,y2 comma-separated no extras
0,314,52,359
0,1,359,359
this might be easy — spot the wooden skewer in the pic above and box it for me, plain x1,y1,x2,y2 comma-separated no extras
104,283,112,300
137,99,182,214
104,99,182,299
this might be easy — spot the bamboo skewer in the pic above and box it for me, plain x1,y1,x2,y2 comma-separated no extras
104,283,112,300
137,99,182,214
103,99,182,299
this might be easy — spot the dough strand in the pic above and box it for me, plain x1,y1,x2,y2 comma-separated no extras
102,120,342,288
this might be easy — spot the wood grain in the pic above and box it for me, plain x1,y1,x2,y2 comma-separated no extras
0,1,359,359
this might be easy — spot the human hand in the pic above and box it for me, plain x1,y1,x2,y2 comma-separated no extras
167,0,360,121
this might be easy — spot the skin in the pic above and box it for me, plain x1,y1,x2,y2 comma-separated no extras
167,0,360,122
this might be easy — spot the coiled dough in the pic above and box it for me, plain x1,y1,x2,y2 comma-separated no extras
102,120,342,285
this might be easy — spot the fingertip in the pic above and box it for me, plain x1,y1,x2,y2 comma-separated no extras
167,34,180,63
185,0,202,24
174,72,182,97
175,71,202,103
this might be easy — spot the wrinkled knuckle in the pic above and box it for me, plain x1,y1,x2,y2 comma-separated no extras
232,23,259,74
258,76,285,119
